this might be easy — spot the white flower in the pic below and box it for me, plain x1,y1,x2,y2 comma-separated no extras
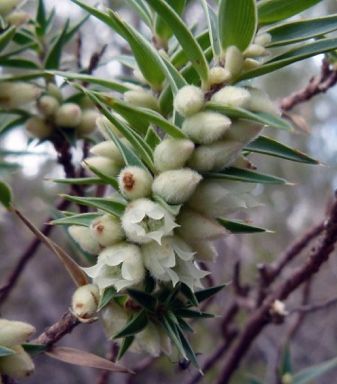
121,198,179,244
173,258,209,289
141,236,194,284
83,242,145,291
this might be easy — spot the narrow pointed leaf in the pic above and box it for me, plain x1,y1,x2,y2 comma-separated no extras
205,103,294,132
13,207,88,287
45,347,132,373
177,317,194,333
0,115,29,135
199,1,220,60
257,0,324,26
160,315,187,359
83,160,119,189
127,288,157,313
0,25,16,52
154,0,185,43
246,136,320,164
44,19,69,69
98,286,117,311
266,15,337,48
145,127,161,150
125,0,153,27
217,218,270,234
164,283,182,306
280,340,293,375
293,356,337,384
49,213,102,227
113,310,148,339
0,346,15,357
48,177,109,185
65,14,90,44
194,284,227,304
145,0,209,85
204,167,287,184
181,283,199,308
143,272,156,294
0,180,12,209
218,0,257,53
117,336,135,360
36,0,47,36
153,195,181,216
0,58,40,69
22,343,49,356
174,309,215,318
238,37,337,81
175,325,200,370
60,194,127,217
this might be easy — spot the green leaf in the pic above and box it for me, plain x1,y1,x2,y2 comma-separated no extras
246,136,320,164
143,272,156,294
266,15,337,48
60,194,127,217
293,356,337,384
0,25,16,52
199,1,220,60
217,218,270,234
145,127,161,150
125,0,153,28
0,115,28,136
98,286,117,311
83,160,119,189
117,336,134,360
159,315,187,359
0,346,15,357
0,57,40,69
36,0,47,37
49,213,102,227
280,340,293,376
204,167,287,184
145,0,210,86
257,0,324,26
113,310,148,339
152,195,181,216
0,179,12,209
174,309,215,318
238,37,337,81
177,317,194,333
181,283,199,308
159,52,188,94
164,283,182,306
21,343,49,356
48,177,109,185
127,288,157,313
205,103,294,132
44,19,69,69
218,0,257,53
175,325,200,370
194,284,227,304
65,14,90,44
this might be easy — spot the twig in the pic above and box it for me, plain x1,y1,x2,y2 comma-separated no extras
95,343,119,384
291,295,337,314
278,59,337,111
81,45,107,87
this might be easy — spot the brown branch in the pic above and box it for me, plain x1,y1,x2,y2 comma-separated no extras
278,59,337,111
214,193,337,384
95,343,119,384
291,295,337,314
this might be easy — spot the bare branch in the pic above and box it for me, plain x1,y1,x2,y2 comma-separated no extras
95,343,119,384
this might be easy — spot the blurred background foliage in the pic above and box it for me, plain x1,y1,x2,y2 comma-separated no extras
1,0,337,383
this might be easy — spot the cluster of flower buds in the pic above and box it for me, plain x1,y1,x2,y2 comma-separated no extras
0,319,35,379
25,84,100,141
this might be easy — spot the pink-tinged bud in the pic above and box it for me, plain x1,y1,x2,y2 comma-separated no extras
253,33,271,47
0,0,21,17
124,90,159,111
89,214,124,246
154,138,195,172
90,141,125,165
211,86,251,108
83,157,121,177
175,207,228,241
68,225,100,255
247,87,281,116
6,11,29,26
0,82,41,109
54,103,82,127
0,319,35,348
222,119,264,146
182,112,231,144
0,345,34,377
152,169,202,204
209,67,232,85
37,95,60,116
118,166,153,200
72,284,100,319
25,117,53,139
243,58,261,71
244,44,269,58
173,85,204,117
224,46,244,76
96,116,124,139
187,146,216,173
76,109,100,137
191,241,218,262
46,83,63,102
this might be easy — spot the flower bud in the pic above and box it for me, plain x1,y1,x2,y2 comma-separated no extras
244,44,269,58
83,157,121,177
72,284,100,319
0,0,21,17
0,319,35,348
136,321,161,356
191,241,218,262
124,90,159,112
54,103,82,127
247,87,281,116
96,116,124,139
157,324,171,355
243,58,261,71
6,11,29,26
222,119,264,146
25,117,53,140
176,207,228,241
211,86,251,108
154,138,195,172
90,141,124,165
89,214,124,246
281,373,293,384
173,85,204,117
118,166,153,200
100,301,128,339
182,111,231,144
209,67,232,85
0,82,41,109
37,95,60,116
68,225,100,255
152,169,202,204
0,345,34,377
47,83,63,102
253,33,271,47
224,45,244,76
187,146,216,173
76,109,100,136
